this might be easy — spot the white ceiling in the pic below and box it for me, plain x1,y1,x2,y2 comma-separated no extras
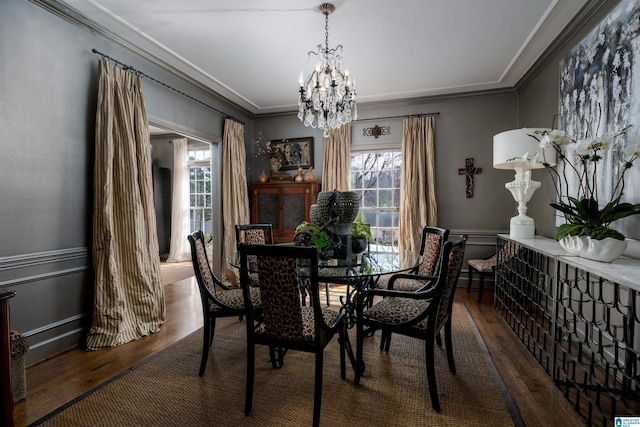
61,0,589,115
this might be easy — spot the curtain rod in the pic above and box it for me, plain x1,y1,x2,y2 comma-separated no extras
91,49,245,126
355,112,440,123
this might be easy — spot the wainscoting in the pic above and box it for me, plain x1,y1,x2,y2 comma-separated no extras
0,248,92,364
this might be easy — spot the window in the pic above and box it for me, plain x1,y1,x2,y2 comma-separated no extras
188,147,212,234
350,151,402,249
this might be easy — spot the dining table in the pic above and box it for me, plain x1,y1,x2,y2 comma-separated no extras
228,245,422,373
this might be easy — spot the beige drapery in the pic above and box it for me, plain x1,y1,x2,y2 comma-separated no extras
321,123,352,191
398,116,437,252
87,60,165,350
166,138,190,262
221,118,249,284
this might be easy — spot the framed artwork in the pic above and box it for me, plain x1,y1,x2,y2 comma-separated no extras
558,0,640,239
271,137,314,170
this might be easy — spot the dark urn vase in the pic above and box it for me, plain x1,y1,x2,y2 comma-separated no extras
352,238,368,254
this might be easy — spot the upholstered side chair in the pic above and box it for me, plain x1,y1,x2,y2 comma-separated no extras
235,223,274,248
466,254,497,303
187,230,262,376
238,243,347,427
375,226,450,292
354,235,467,413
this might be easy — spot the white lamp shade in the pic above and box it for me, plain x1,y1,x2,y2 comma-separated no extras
493,128,557,169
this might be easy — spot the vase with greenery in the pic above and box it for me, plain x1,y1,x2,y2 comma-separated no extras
529,126,640,261
294,222,337,259
351,213,372,253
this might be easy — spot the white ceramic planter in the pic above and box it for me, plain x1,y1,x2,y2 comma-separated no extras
559,236,628,263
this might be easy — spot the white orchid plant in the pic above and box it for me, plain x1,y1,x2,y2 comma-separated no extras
530,126,640,241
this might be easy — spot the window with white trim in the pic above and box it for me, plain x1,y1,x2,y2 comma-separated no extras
350,151,402,249
188,147,212,234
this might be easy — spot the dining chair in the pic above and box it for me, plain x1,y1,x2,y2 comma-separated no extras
235,223,274,248
466,253,497,303
187,230,262,376
375,226,450,292
354,235,467,413
374,226,449,348
238,243,347,427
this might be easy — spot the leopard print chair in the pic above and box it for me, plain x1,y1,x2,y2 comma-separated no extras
235,223,274,248
375,226,450,292
235,224,274,286
188,230,262,376
238,243,347,427
354,235,467,413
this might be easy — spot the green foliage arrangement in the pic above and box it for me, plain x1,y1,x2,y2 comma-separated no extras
350,213,372,241
294,222,336,253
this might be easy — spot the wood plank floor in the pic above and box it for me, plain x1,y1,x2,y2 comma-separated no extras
12,275,584,426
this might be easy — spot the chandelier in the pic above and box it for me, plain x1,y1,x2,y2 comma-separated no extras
298,2,357,137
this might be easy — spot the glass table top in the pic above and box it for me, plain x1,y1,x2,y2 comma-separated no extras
229,247,422,280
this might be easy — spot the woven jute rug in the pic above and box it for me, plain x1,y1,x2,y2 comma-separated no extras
31,304,521,426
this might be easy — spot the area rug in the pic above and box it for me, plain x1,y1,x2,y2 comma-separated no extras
30,304,522,426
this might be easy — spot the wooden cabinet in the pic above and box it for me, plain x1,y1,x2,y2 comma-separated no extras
251,181,320,243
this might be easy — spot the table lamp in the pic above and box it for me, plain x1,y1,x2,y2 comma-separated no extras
493,128,556,239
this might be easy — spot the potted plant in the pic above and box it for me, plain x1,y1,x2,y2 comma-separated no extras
529,126,640,262
351,214,372,254
294,222,337,259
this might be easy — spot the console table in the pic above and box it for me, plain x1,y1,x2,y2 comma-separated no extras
494,235,640,426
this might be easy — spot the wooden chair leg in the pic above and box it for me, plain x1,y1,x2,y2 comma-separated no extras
199,316,212,376
444,320,456,374
467,265,473,293
380,330,392,352
313,351,324,427
435,331,442,348
477,272,485,303
339,324,346,380
269,346,278,370
425,336,441,413
245,342,255,415
325,282,330,307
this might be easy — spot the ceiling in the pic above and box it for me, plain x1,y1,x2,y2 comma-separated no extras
61,0,589,116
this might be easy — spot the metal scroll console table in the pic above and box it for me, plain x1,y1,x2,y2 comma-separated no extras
494,234,640,426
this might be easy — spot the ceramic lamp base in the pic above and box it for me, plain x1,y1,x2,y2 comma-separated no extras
509,216,535,239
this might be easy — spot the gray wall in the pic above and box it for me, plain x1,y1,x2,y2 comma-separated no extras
0,0,252,363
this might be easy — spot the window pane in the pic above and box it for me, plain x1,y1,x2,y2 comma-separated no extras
378,190,392,207
363,190,377,207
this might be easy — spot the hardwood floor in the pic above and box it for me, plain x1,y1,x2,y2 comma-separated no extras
12,277,584,426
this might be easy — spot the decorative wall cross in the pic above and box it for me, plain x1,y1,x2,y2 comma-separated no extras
458,158,482,198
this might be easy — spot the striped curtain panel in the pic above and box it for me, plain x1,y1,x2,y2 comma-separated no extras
399,116,437,252
321,123,351,191
87,60,165,350
221,118,249,285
